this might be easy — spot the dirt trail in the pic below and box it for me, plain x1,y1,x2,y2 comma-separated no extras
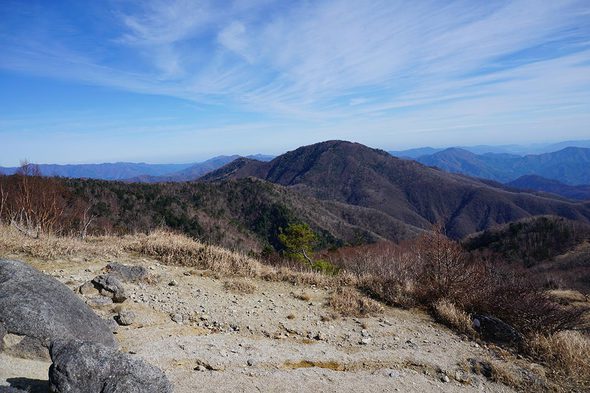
1,257,527,392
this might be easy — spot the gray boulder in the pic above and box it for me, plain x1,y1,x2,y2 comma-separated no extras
0,260,116,359
91,275,127,303
106,263,149,283
49,340,173,393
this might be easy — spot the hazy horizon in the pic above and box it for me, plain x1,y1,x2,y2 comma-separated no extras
0,138,589,167
1,1,590,165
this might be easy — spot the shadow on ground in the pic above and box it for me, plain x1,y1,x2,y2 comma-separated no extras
2,377,49,393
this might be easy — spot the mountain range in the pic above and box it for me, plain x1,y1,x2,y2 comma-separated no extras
0,155,274,182
3,140,590,251
202,141,590,239
412,147,590,185
389,139,590,158
506,175,590,201
3,141,589,193
0,162,193,180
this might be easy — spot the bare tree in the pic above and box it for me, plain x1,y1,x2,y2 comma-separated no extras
79,206,95,240
413,223,485,305
9,160,66,237
0,182,7,224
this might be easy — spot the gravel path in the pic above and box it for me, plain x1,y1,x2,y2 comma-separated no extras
1,258,522,392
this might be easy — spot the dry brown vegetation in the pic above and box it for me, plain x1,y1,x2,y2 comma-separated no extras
223,279,258,294
327,287,383,317
432,298,476,337
292,292,311,302
0,164,90,238
527,330,590,391
0,224,338,288
323,227,590,390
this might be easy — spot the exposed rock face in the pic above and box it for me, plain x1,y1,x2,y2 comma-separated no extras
106,263,149,283
49,340,173,393
472,314,523,345
0,260,116,360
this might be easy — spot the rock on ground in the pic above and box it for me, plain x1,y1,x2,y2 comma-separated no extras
106,263,149,283
0,260,116,359
49,340,173,393
472,314,523,346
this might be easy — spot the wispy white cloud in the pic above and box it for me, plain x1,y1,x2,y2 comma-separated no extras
1,0,589,154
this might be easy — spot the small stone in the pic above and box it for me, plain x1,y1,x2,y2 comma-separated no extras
247,359,255,367
361,329,370,337
171,313,183,323
195,365,206,372
168,280,178,286
441,375,450,383
360,337,372,345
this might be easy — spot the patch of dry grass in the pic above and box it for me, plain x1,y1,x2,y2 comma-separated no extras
0,224,124,259
527,330,590,390
328,287,383,317
463,358,523,389
0,224,354,291
293,292,312,302
432,298,477,337
223,279,257,294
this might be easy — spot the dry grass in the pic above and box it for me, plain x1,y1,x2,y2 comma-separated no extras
293,292,312,302
432,298,477,337
0,225,336,286
463,358,523,389
223,279,257,294
327,287,383,317
0,224,125,259
527,330,590,390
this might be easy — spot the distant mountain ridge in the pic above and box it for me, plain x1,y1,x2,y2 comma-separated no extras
202,140,590,239
0,154,274,182
507,175,590,201
127,154,274,183
414,147,590,185
390,139,590,157
0,162,193,180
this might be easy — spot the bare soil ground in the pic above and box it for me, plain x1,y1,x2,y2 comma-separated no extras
1,253,546,392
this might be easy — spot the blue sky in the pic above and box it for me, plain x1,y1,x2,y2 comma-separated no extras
1,0,589,165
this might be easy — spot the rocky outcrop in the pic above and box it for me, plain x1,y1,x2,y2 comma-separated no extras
49,340,173,393
0,260,116,359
